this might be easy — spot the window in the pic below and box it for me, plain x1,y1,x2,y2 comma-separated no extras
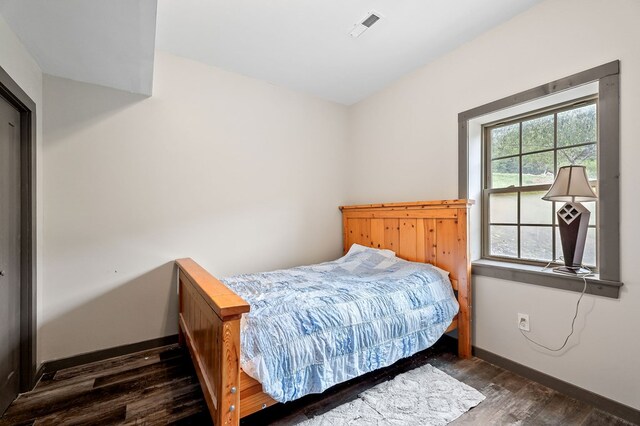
483,98,598,268
458,61,622,298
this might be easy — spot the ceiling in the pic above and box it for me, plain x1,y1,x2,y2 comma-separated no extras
155,0,543,104
0,0,157,95
0,0,543,103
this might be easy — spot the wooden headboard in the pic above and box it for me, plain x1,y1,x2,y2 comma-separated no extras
340,199,474,358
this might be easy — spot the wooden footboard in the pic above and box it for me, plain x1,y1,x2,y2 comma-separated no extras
176,258,250,425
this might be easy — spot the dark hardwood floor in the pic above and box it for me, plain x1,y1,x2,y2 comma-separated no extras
0,340,634,425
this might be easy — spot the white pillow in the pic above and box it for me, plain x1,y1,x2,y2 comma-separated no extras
346,243,396,258
345,243,450,280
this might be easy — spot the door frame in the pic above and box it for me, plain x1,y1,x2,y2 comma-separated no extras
0,64,37,392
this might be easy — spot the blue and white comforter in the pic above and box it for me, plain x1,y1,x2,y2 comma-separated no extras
221,244,459,403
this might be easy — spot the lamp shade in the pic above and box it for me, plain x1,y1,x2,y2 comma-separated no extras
542,165,597,202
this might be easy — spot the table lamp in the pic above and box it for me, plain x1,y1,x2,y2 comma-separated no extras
542,165,597,274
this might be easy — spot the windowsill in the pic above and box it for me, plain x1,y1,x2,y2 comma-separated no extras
472,259,623,299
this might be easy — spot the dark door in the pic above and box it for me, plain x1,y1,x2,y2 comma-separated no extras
0,95,21,414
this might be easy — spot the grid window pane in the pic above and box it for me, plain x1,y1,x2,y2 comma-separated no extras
491,157,519,188
489,193,518,223
521,226,553,261
557,144,597,180
583,201,597,226
484,100,598,268
557,104,597,147
522,151,555,186
491,124,519,158
584,228,597,267
490,225,518,257
521,191,552,224
522,114,554,153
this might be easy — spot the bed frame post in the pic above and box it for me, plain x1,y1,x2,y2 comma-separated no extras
176,258,249,425
456,207,472,359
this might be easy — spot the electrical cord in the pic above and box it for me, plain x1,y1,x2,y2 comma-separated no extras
541,256,564,271
519,259,592,352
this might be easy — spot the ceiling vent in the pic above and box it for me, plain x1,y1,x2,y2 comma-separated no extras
349,11,383,38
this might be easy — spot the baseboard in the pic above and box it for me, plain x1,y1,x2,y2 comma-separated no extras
33,334,179,388
474,346,640,425
32,363,46,390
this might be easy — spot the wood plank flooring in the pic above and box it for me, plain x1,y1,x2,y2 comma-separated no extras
0,340,635,425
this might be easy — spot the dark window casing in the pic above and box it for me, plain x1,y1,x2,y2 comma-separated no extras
458,61,621,298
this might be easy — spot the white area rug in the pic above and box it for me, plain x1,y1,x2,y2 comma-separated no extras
298,364,485,426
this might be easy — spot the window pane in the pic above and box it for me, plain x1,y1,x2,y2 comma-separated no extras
522,151,554,185
583,201,597,226
557,104,597,147
491,124,519,158
521,191,552,224
491,157,519,188
521,226,552,261
484,101,600,268
522,114,554,153
554,226,562,262
557,144,597,180
490,225,518,257
489,193,517,223
583,228,597,267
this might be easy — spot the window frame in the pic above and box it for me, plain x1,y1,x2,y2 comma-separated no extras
481,96,599,269
458,61,622,298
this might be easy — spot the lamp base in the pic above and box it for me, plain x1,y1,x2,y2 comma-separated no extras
552,266,591,275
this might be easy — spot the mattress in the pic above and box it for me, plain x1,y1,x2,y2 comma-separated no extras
220,244,459,403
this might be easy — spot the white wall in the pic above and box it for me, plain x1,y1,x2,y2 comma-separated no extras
348,0,640,410
0,14,44,363
41,51,348,362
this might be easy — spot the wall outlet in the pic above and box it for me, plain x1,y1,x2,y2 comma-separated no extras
518,313,530,332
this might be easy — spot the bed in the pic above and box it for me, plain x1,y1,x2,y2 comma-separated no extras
176,199,473,425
